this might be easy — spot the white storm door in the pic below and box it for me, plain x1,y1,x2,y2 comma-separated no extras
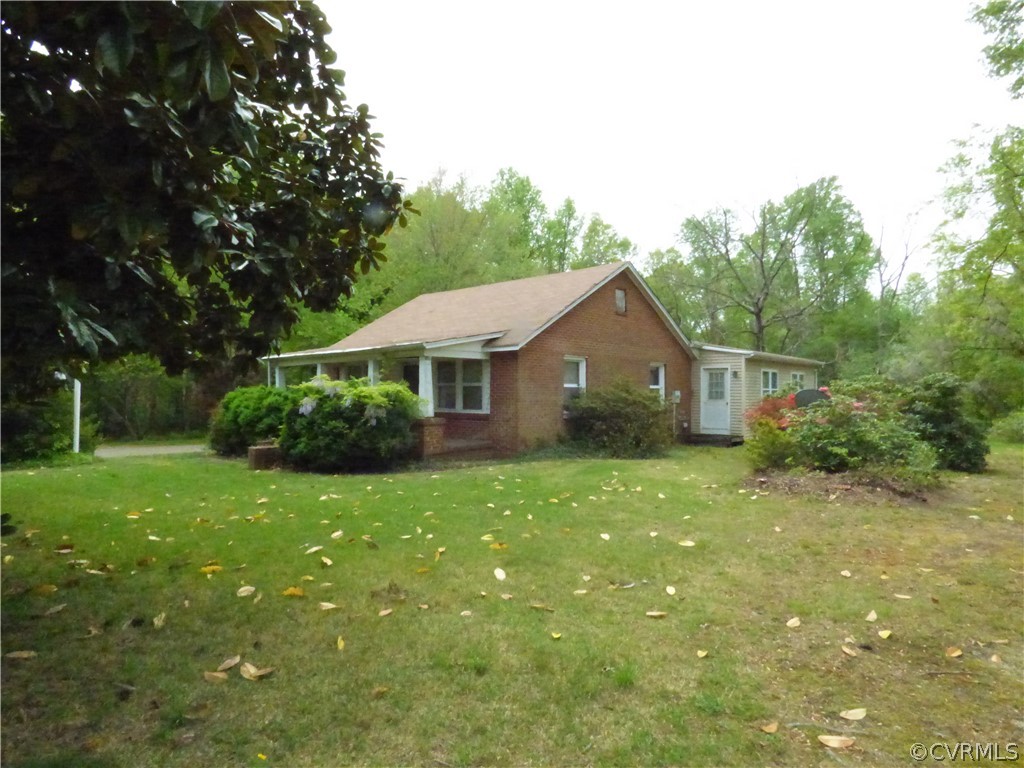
701,367,730,434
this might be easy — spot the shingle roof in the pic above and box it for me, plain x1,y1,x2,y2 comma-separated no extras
317,261,630,353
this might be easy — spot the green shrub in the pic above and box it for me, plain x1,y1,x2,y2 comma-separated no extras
1,389,100,463
746,416,799,470
279,377,421,473
904,373,988,473
990,410,1024,443
565,379,672,459
209,386,302,456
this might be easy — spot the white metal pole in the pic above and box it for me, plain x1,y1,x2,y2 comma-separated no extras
72,378,82,453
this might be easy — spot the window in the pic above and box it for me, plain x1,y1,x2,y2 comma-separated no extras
791,371,805,388
435,360,489,413
649,364,665,400
564,357,587,405
707,369,726,400
615,288,627,314
761,369,779,396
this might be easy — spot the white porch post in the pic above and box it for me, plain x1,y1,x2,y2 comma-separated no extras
367,358,380,385
418,356,434,418
274,366,286,388
315,363,324,377
72,378,82,453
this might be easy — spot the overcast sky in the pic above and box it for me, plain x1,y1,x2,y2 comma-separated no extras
322,1,1019,276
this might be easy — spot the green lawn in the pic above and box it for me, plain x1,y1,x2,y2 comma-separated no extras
2,445,1022,767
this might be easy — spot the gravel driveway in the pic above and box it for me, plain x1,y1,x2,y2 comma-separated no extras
93,444,208,459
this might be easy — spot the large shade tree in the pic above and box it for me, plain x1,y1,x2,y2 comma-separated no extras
1,1,410,400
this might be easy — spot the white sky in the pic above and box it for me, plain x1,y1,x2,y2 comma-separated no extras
322,0,1019,276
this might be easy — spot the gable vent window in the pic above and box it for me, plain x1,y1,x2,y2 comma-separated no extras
615,288,627,314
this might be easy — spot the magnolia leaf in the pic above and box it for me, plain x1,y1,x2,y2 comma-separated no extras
841,645,858,657
865,610,878,622
649,531,658,538
573,589,588,596
418,604,430,610
840,707,867,720
318,602,338,610
5,650,37,659
582,574,591,582
321,556,333,567
529,604,556,612
331,530,344,539
818,735,855,749
600,533,611,541
894,594,912,599
500,593,513,600
126,511,141,519
945,646,963,658
44,603,67,616
281,587,304,597
761,722,779,734
678,540,696,547
460,610,473,617
152,612,167,629
217,655,241,672
54,543,74,554
786,617,801,628
204,670,229,683
551,632,562,640
434,547,446,561
239,662,273,681
494,567,507,581
305,546,323,555
237,585,256,597
665,586,677,596
200,565,223,575
481,534,495,541
416,567,431,574
991,653,1002,663
32,584,58,596
378,608,393,617
840,570,852,578
878,629,892,639
301,575,315,582
697,649,709,658
646,611,668,619
336,636,345,651
489,542,508,550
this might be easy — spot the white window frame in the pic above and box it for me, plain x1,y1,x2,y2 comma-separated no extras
615,288,627,314
791,371,805,388
434,359,490,414
563,356,587,406
761,369,779,396
649,363,666,400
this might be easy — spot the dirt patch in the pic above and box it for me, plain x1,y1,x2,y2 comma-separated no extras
743,470,933,506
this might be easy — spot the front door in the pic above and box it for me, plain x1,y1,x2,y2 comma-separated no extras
701,367,730,434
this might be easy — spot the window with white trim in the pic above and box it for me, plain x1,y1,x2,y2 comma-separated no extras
615,288,627,314
563,356,587,406
435,360,489,413
761,369,779,396
649,364,666,400
791,371,805,388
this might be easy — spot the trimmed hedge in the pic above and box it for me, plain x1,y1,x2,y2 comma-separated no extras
209,386,302,456
565,378,672,458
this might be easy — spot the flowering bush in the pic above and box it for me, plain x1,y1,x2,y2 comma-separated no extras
745,392,797,430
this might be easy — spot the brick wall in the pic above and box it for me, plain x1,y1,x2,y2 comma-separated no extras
491,271,694,453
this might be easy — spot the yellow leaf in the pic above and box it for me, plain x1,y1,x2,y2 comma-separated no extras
236,585,256,597
480,534,495,541
434,547,446,561
32,584,58,596
646,611,668,619
761,722,779,734
786,616,801,628
665,586,677,596
305,545,323,555
378,608,393,617
840,707,867,720
203,671,229,683
865,610,877,622
44,603,67,616
840,570,852,578
200,565,223,575
945,646,963,658
239,662,273,681
126,512,141,519
416,567,431,574
600,533,611,541
551,632,562,640
218,655,241,672
301,575,315,582
529,604,556,612
841,645,858,657
500,594,513,600
991,653,1002,663
318,602,338,610
489,542,508,550
818,735,855,749
321,556,333,567
5,651,37,660
494,567,507,581
573,589,588,596
894,593,912,599
336,636,345,651
878,629,892,639
281,586,305,597
678,540,696,547
697,649,709,658
152,612,167,629
460,610,473,617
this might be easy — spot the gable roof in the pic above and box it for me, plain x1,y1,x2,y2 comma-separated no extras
273,262,694,361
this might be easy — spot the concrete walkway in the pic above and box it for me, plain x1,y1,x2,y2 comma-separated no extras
94,444,208,459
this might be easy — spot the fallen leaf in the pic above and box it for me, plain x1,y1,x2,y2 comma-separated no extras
460,610,473,617
418,604,430,610
761,722,779,734
44,603,67,616
320,556,333,567
152,612,167,629
573,589,588,596
678,540,696,547
529,604,556,612
434,547,446,561
480,534,495,541
646,611,668,619
281,587,305,597
818,735,855,749
32,584,58,596
199,565,223,575
237,586,256,597
54,544,75,554
218,655,241,672
300,575,314,582
841,645,858,657
945,646,963,658
494,567,507,581
840,708,867,720
991,653,1002,663
203,671,229,683
305,546,323,555
489,542,508,550
336,636,345,651
5,651,37,659
665,586,677,596
239,662,273,681
331,530,344,539
600,533,611,541
318,602,338,610
878,629,892,639
786,617,801,628
378,608,393,617
500,593,513,600
840,570,852,578
865,610,877,622
550,632,562,640
894,594,912,599
696,649,709,658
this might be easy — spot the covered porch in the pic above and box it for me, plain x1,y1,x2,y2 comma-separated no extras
265,334,501,459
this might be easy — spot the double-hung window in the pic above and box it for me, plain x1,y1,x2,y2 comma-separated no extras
761,369,779,396
563,357,587,406
791,372,805,388
649,364,666,400
436,360,488,413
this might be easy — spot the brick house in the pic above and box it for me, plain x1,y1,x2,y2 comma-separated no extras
268,262,697,457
